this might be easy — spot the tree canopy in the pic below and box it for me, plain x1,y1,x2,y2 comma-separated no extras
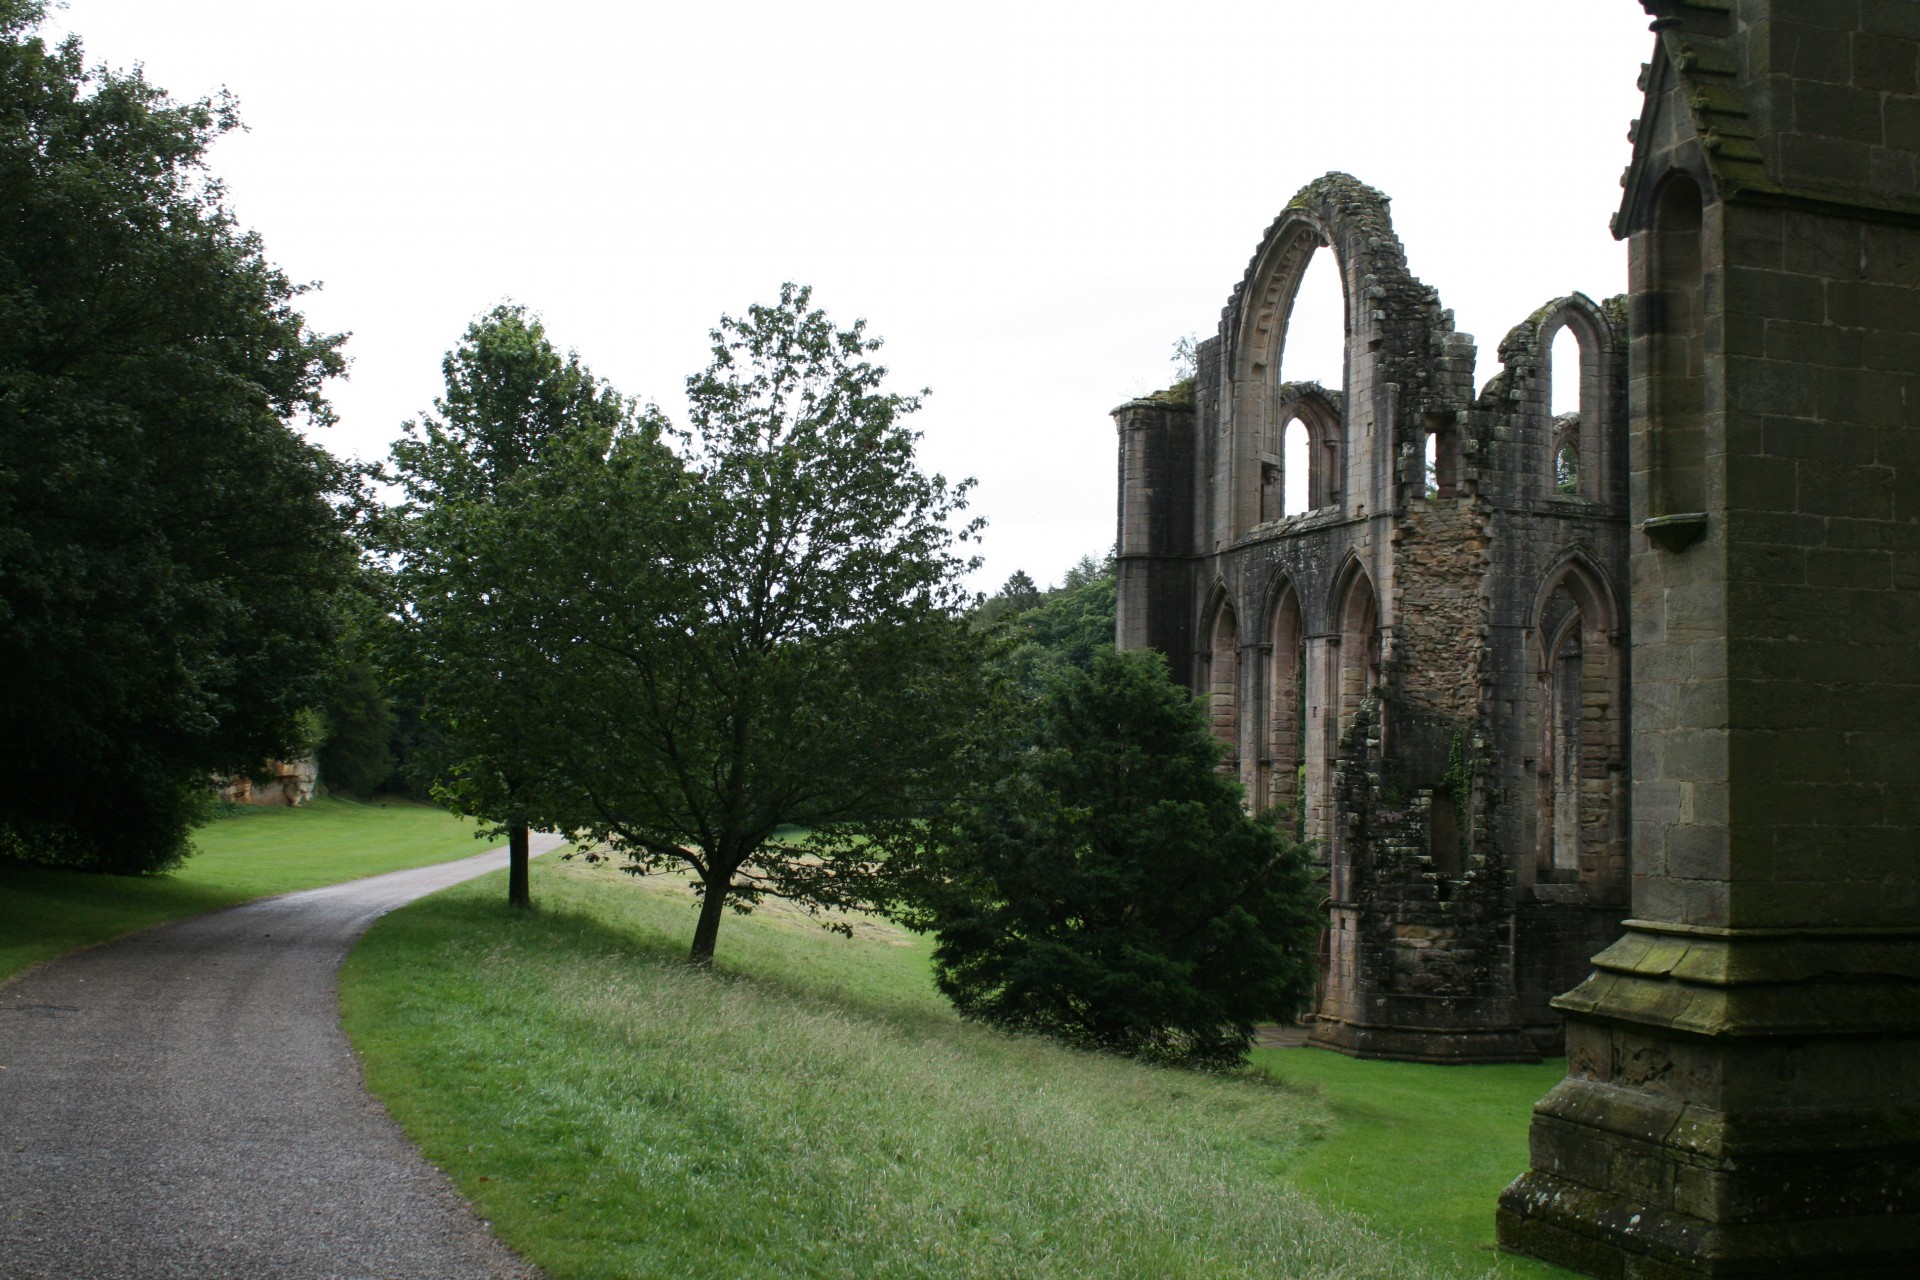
899,646,1322,1068
383,303,644,905
0,1,358,872
475,284,987,962
976,553,1117,693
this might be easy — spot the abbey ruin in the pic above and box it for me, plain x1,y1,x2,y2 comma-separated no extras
1120,0,1918,1273
1114,172,1629,1064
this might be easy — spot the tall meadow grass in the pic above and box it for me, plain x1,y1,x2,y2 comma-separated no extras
343,860,1491,1279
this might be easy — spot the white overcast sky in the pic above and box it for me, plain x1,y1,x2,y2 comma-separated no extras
49,1,1655,595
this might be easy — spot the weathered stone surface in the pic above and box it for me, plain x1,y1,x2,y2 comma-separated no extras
216,755,318,807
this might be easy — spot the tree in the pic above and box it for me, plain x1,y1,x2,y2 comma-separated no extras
503,283,987,964
384,303,640,907
317,652,397,797
972,569,1042,628
0,2,357,872
900,646,1322,1068
991,554,1117,695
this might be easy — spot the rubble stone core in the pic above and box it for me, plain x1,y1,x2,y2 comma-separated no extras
1494,1,1920,1276
1114,174,1633,1063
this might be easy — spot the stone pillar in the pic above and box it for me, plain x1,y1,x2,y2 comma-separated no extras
1113,397,1196,681
1498,2,1920,1274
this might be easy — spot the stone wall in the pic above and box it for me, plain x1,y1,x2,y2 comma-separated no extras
217,756,318,807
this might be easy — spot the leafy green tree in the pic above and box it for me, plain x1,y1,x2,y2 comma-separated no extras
385,303,641,906
318,658,397,797
993,555,1117,694
0,1,357,872
900,646,1321,1068
972,569,1042,628
506,284,987,964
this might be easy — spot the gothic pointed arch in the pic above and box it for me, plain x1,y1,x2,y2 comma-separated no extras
1527,548,1622,641
1326,555,1382,753
1528,553,1623,879
1495,292,1621,502
1223,174,1417,382
1261,573,1307,829
1221,178,1386,537
1198,582,1241,778
1218,173,1470,540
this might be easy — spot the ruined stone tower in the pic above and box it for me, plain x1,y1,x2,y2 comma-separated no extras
1115,173,1633,1062
1498,0,1920,1274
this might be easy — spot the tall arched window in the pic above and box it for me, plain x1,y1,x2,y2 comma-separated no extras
1279,246,1345,391
1268,585,1305,834
1283,418,1310,515
1548,325,1583,496
1233,218,1352,537
1533,565,1621,878
1334,570,1379,746
1549,325,1582,418
1206,603,1240,777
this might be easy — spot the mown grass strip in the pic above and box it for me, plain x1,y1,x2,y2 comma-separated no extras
1252,1047,1570,1278
343,859,1540,1279
0,796,478,982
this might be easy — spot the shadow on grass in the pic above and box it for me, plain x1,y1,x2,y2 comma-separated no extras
0,858,260,983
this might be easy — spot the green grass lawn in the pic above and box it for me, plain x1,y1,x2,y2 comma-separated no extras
0,795,479,983
343,858,1574,1279
1252,1048,1569,1278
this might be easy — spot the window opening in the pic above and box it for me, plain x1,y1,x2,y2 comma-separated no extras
1550,626,1584,871
1554,433,1580,496
1430,788,1463,877
1549,326,1582,418
1284,417,1310,514
1279,246,1345,390
1421,413,1458,499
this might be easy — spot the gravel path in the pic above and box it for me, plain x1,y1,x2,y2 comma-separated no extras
0,837,565,1280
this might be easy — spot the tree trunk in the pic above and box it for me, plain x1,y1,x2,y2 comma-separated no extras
508,820,531,909
689,880,728,966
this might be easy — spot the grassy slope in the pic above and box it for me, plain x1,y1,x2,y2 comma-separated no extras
0,796,479,983
344,859,1569,1279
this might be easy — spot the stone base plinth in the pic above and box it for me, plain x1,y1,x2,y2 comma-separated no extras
1496,922,1920,1277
